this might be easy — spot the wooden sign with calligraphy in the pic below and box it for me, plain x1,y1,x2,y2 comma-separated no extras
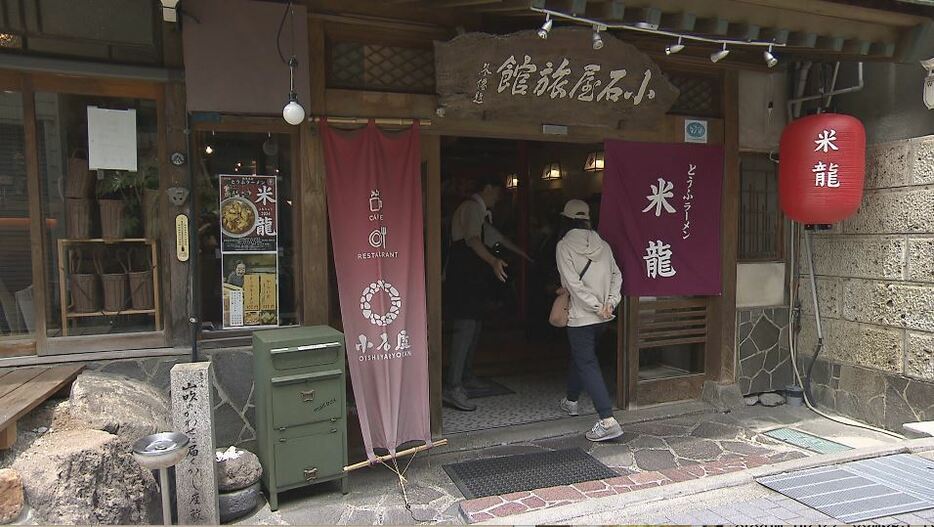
434,28,679,128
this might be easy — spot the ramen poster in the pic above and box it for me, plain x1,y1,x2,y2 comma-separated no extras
219,174,279,328
219,175,278,252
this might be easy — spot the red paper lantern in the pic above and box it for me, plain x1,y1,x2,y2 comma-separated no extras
779,113,866,224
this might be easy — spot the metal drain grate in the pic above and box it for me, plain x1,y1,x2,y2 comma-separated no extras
764,427,852,454
757,454,934,523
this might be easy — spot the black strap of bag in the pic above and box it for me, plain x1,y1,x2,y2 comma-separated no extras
579,259,592,280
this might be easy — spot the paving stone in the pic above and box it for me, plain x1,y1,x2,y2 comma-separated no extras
632,449,677,471
690,421,742,439
667,437,723,462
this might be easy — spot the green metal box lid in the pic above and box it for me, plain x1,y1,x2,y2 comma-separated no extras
252,325,344,347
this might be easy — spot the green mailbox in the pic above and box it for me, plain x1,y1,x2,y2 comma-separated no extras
253,326,349,510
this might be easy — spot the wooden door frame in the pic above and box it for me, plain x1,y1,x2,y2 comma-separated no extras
0,69,170,358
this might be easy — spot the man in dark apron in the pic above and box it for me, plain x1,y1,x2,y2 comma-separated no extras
444,175,529,411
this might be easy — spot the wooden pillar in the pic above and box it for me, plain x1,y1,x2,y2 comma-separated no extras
22,77,49,345
707,70,740,383
161,82,191,346
516,141,530,321
423,135,443,437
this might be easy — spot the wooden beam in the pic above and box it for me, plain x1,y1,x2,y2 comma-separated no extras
429,0,502,7
710,69,739,385
695,17,730,36
760,27,790,45
423,134,442,438
843,38,871,56
787,31,818,48
816,35,845,52
21,77,48,348
601,0,625,21
730,23,761,41
161,83,189,347
569,0,588,15
870,41,896,57
661,11,697,32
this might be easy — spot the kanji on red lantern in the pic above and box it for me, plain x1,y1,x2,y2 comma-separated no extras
779,113,866,224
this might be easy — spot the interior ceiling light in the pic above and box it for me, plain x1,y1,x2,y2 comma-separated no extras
591,26,604,50
710,43,730,63
538,15,553,39
763,44,778,68
665,36,684,55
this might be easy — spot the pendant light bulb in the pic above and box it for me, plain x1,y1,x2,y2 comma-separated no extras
591,26,604,50
282,95,305,126
763,45,778,68
710,43,730,63
204,145,214,155
665,36,684,55
538,15,553,39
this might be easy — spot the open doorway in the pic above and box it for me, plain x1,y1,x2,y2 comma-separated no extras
439,136,619,433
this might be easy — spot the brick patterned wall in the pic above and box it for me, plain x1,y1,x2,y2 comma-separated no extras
798,135,934,431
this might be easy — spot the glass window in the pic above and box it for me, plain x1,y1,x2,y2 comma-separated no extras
0,91,34,338
35,92,161,336
739,153,783,261
194,131,297,331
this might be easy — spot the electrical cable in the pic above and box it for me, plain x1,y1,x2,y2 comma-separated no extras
786,221,905,440
275,0,292,65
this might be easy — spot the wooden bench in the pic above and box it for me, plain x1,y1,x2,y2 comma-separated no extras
0,364,84,449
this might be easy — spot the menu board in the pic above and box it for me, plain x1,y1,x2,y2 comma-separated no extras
219,174,279,328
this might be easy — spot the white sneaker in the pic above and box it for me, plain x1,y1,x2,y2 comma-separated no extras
560,398,580,416
586,418,623,442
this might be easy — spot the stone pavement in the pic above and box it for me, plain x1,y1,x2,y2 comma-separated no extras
235,403,900,525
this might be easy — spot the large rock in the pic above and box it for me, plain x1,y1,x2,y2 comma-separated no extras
216,446,263,492
69,371,170,440
0,469,23,524
12,429,158,524
218,482,262,523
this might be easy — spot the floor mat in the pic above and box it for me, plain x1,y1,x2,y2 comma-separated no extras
764,427,852,454
757,454,934,523
443,448,618,500
465,378,515,399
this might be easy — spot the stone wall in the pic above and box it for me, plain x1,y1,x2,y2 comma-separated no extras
797,135,934,431
85,347,256,450
736,307,793,395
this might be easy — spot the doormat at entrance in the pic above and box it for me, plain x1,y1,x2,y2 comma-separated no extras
756,454,934,523
465,378,515,399
443,448,618,500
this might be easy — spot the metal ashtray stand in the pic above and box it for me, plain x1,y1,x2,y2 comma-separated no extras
132,432,191,526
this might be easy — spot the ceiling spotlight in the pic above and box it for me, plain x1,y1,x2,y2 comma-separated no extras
763,45,778,68
538,15,553,39
592,26,604,50
665,36,684,55
204,145,214,155
710,43,730,63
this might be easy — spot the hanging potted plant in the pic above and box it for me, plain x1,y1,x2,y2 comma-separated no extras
97,171,128,239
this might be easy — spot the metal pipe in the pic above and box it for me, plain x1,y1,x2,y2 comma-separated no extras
787,62,863,119
790,61,813,120
159,467,172,525
530,6,786,49
803,228,823,340
825,61,841,107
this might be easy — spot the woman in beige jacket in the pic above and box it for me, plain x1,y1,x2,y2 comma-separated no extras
555,199,623,442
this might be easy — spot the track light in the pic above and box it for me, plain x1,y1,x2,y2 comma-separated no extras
538,15,553,39
763,44,778,68
710,43,730,63
591,26,604,50
665,36,684,55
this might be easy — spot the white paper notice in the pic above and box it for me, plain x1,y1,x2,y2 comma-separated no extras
228,290,244,327
87,106,138,171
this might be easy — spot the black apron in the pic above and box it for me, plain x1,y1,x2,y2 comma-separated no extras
444,225,494,320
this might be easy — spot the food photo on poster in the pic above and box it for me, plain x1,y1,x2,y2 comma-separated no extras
221,253,278,328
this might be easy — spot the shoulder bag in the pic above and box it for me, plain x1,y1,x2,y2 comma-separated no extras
548,259,592,328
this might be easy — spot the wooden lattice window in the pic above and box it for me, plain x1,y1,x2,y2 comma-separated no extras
665,72,721,118
327,40,435,94
739,153,783,261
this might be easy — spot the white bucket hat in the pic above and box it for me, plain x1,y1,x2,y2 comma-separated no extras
560,199,590,221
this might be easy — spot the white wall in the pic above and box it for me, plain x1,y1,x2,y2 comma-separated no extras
738,70,787,153
736,262,786,308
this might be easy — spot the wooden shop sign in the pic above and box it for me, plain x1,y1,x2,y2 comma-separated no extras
434,28,679,128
